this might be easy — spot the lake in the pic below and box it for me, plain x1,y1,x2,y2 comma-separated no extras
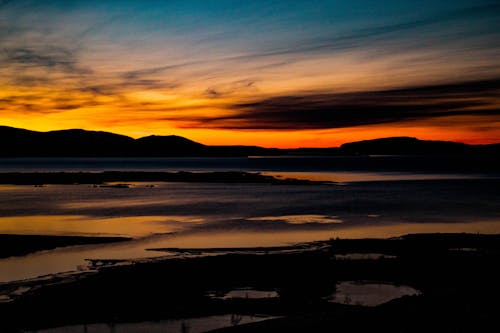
0,156,499,282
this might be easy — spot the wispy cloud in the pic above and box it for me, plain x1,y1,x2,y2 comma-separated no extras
218,3,500,63
2,47,92,75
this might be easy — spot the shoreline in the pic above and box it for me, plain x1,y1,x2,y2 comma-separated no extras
0,171,323,185
0,234,131,259
1,232,499,332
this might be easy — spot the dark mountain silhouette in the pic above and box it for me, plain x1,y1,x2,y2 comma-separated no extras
339,137,472,155
0,126,134,157
0,126,498,157
135,135,206,156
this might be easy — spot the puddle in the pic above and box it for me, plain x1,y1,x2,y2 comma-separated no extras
328,281,421,306
33,314,276,333
449,248,478,252
0,286,32,303
335,253,397,260
208,288,279,300
11,286,31,296
0,295,11,303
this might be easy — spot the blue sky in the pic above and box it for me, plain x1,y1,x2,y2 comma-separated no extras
1,0,499,146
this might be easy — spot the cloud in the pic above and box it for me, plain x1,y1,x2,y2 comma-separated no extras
169,78,500,130
220,3,500,63
121,62,201,81
205,80,257,98
1,46,92,75
76,78,177,97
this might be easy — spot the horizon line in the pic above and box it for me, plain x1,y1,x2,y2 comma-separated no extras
2,124,499,150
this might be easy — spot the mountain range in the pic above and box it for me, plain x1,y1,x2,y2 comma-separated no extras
0,125,498,157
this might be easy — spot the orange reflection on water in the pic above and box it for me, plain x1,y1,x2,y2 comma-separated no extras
247,215,342,224
144,230,341,249
1,220,500,282
330,221,500,239
147,220,500,248
266,172,483,183
62,197,207,209
0,215,182,237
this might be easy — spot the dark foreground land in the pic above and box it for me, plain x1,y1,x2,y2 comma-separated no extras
0,234,130,259
1,233,500,332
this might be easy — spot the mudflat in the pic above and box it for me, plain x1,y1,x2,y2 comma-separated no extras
1,233,499,332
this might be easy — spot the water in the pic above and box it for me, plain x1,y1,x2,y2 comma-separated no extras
328,281,421,306
33,314,276,333
0,156,497,174
0,157,499,283
208,289,279,300
334,253,397,260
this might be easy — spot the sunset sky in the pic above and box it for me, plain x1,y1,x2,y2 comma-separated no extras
1,0,499,147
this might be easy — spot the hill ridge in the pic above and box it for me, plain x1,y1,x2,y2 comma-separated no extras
1,125,498,157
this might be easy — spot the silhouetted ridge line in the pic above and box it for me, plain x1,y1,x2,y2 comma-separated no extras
339,136,471,155
1,125,499,157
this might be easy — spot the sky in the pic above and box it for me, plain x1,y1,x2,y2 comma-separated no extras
1,0,499,147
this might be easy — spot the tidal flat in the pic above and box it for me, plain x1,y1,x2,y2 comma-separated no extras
1,233,499,332
0,167,498,332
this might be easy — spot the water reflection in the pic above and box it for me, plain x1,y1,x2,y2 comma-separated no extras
248,215,342,224
334,253,397,260
0,178,499,283
2,221,500,283
33,314,276,333
0,229,338,282
328,281,421,306
0,215,178,237
208,289,279,300
265,171,486,183
0,238,172,282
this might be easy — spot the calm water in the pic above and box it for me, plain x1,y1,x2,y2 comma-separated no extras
0,156,498,173
208,289,279,300
33,314,276,333
0,157,499,283
328,281,421,306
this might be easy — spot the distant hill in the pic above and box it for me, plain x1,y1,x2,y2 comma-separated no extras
1,126,134,157
135,135,206,156
339,137,472,155
0,126,498,157
0,126,277,157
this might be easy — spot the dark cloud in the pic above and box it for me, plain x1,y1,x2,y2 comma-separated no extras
205,80,257,98
2,47,91,75
70,79,180,109
0,92,100,114
170,78,500,130
9,75,51,86
121,61,203,81
77,79,174,97
53,101,99,110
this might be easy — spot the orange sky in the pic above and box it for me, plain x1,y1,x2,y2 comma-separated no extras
1,1,500,147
